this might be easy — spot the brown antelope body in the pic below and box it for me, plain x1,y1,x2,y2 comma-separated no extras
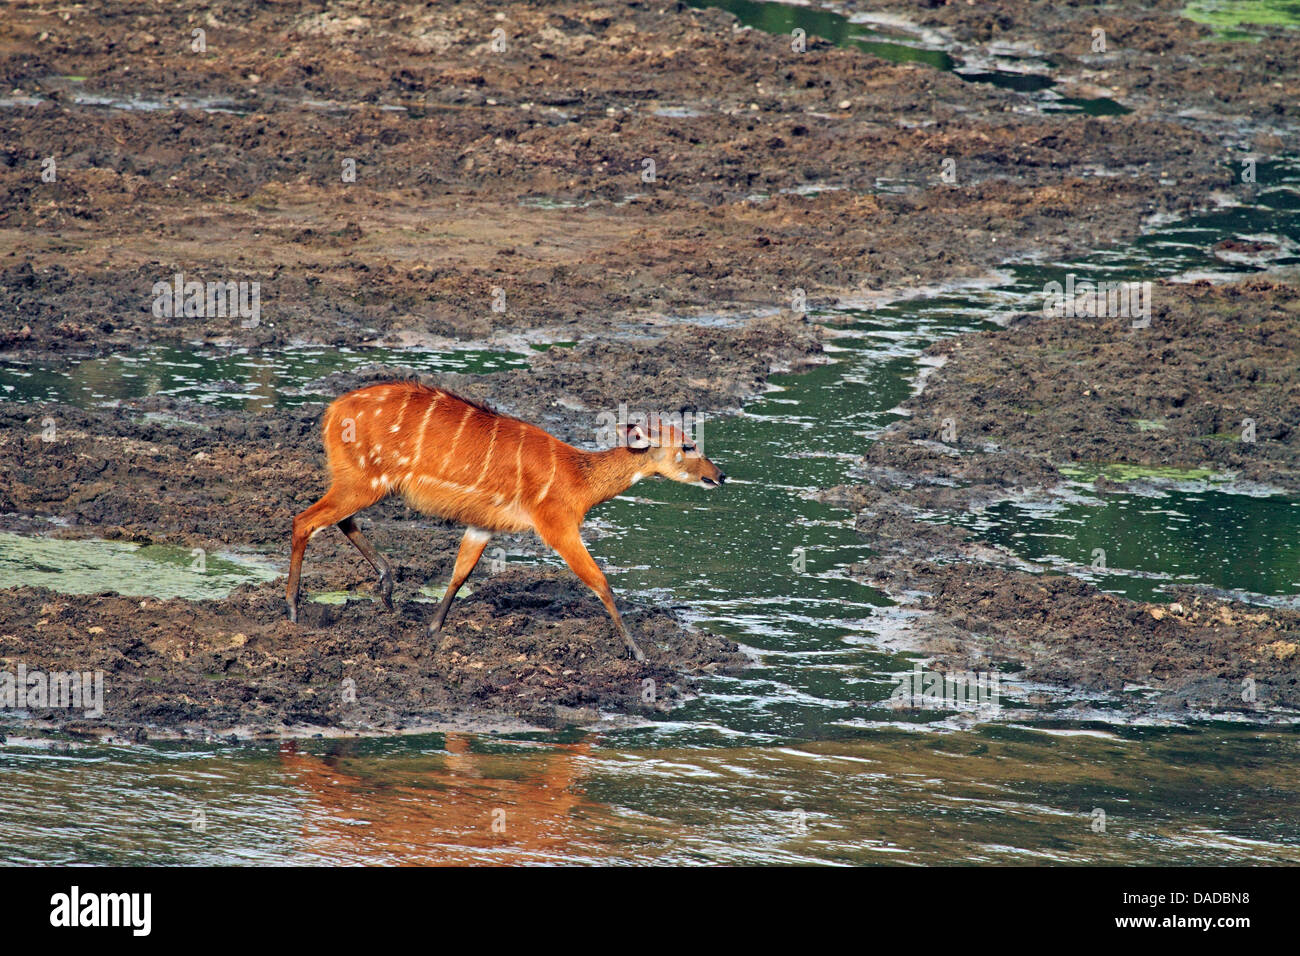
286,382,726,660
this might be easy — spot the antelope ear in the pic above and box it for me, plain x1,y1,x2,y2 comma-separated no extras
622,424,652,450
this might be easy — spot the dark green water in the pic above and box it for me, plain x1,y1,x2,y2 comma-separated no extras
687,0,1131,115
942,486,1300,604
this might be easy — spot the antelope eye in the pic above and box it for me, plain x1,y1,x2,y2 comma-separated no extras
682,443,697,453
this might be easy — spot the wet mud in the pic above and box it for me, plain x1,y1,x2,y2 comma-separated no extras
0,0,1247,361
1,570,748,740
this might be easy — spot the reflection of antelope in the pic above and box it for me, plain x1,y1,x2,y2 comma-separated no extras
286,383,726,659
278,735,601,864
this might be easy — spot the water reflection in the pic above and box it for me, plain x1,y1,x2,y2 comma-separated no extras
3,725,1296,865
280,735,631,865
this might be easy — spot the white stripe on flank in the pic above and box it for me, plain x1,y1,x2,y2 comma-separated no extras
410,393,438,469
512,421,525,505
442,405,474,475
390,392,412,434
475,419,500,487
535,441,558,503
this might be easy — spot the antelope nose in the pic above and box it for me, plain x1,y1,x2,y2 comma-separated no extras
717,473,728,485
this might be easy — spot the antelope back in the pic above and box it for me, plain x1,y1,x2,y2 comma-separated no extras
321,383,570,532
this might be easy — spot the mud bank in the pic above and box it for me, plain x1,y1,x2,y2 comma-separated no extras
0,0,1244,358
855,557,1300,716
883,277,1300,492
827,277,1300,716
0,570,747,739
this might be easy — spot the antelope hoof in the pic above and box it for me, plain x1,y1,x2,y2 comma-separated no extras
379,577,394,612
625,639,646,662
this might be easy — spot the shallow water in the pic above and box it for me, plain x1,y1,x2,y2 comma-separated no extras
688,0,1130,115
2,724,1298,865
942,485,1300,604
0,343,530,411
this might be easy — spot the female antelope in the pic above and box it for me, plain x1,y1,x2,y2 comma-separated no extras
286,383,726,660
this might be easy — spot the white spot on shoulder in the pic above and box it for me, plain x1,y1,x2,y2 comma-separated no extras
356,456,366,468
391,424,400,432
370,477,380,489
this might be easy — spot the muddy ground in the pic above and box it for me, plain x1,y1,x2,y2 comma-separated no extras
0,0,1264,362
0,571,749,740
1,0,1298,733
826,277,1300,715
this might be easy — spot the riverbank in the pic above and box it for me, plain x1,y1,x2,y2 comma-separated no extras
826,276,1300,717
0,569,748,741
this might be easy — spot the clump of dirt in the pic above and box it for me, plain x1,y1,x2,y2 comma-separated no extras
0,568,747,739
893,277,1300,491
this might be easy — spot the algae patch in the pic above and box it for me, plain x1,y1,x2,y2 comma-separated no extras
1059,463,1224,484
0,532,278,600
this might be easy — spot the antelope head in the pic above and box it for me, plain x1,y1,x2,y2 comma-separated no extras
621,417,727,490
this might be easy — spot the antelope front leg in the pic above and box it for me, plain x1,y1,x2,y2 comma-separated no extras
539,522,646,662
